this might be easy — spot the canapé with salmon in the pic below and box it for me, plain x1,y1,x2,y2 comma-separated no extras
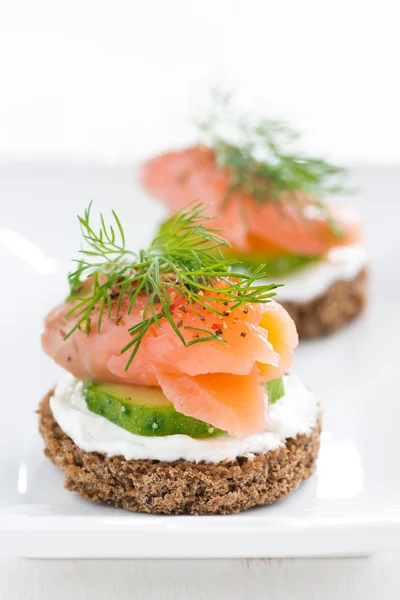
39,203,321,515
141,102,367,338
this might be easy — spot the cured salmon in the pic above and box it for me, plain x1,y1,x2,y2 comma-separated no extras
42,284,298,438
141,146,362,257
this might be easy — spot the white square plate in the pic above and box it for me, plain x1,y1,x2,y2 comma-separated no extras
1,163,399,558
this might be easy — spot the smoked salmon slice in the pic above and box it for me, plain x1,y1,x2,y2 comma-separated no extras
42,289,298,437
155,368,268,439
141,146,362,256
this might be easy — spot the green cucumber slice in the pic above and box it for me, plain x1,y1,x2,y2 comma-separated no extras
235,253,321,277
84,381,225,438
84,376,285,439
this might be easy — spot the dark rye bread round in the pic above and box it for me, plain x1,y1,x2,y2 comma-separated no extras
281,267,367,339
39,391,321,515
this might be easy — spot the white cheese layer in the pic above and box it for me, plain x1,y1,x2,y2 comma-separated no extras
274,245,367,303
50,374,319,463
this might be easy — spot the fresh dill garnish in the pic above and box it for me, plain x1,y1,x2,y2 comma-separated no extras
65,202,279,371
198,90,350,236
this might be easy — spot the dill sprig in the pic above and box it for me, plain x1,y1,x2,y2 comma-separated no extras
65,202,279,371
198,90,349,236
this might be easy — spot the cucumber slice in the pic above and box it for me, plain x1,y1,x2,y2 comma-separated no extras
234,253,321,277
265,377,285,404
84,382,225,438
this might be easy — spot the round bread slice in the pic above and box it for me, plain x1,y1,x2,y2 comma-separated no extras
38,390,321,516
281,267,367,339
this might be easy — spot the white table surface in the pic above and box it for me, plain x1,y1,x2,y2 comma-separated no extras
1,162,399,598
0,555,400,599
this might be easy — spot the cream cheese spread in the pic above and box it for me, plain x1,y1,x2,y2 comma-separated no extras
50,374,319,463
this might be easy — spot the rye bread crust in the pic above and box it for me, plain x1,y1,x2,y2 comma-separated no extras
281,267,367,339
38,391,321,515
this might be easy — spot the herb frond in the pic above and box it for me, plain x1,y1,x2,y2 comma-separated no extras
198,89,350,234
65,202,279,370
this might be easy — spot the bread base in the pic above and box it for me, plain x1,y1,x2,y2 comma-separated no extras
38,391,321,516
281,267,367,339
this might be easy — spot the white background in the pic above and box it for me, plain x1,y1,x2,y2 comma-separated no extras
1,2,400,597
1,0,400,164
